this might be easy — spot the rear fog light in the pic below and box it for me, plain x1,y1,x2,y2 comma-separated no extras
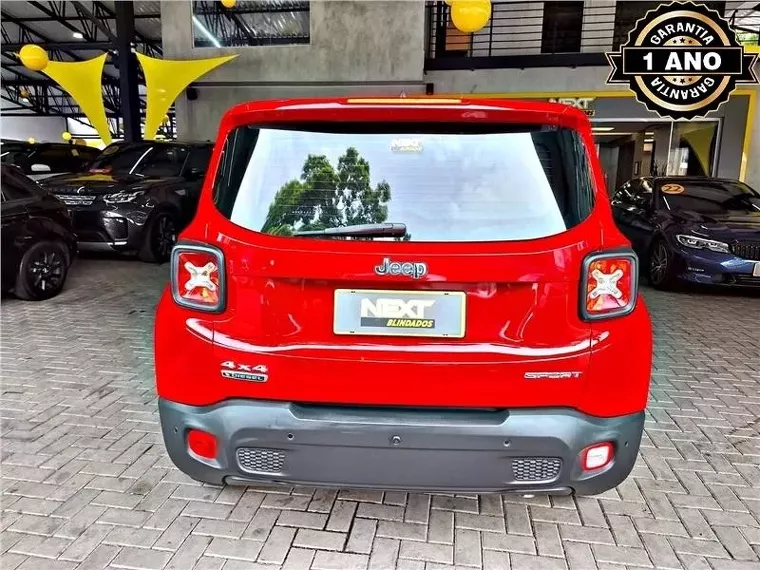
187,429,217,460
581,442,614,471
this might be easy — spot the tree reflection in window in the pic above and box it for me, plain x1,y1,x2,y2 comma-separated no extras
261,147,393,238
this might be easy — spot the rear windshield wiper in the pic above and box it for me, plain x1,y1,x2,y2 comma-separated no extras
294,222,407,238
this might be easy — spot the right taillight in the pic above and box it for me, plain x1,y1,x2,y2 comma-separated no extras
170,243,225,312
581,251,638,321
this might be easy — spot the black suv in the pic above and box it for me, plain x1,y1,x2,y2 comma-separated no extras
1,165,76,300
1,140,100,180
41,141,213,263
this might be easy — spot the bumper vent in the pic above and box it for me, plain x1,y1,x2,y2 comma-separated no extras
512,457,562,482
731,241,760,261
726,275,760,287
237,448,285,474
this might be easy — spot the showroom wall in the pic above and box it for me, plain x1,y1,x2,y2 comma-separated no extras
160,0,760,191
1,100,66,142
161,0,428,141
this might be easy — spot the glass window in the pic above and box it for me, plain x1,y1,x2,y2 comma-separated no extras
541,1,583,54
192,0,310,48
89,144,153,174
213,123,595,243
612,2,661,50
656,179,760,214
30,147,73,171
137,146,189,177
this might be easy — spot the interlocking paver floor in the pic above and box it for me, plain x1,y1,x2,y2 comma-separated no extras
1,258,759,570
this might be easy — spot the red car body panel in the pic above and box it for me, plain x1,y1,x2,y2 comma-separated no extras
155,98,652,419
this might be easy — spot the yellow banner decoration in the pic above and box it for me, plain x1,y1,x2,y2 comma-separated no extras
41,54,113,145
137,53,237,140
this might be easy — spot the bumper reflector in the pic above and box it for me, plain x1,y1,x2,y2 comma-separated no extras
581,442,613,471
187,429,217,460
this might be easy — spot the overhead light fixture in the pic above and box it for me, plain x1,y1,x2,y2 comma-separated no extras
72,31,84,39
644,139,654,143
591,126,615,132
645,131,655,136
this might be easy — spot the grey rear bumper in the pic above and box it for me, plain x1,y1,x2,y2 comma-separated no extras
158,399,644,495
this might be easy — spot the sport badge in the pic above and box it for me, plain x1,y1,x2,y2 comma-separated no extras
606,2,758,119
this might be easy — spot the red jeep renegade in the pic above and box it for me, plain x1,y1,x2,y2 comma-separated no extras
155,97,653,495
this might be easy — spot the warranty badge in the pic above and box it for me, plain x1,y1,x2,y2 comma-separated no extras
606,1,758,119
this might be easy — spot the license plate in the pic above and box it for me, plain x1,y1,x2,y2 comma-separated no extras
753,263,760,277
333,289,466,338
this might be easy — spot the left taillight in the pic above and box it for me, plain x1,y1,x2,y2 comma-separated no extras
170,243,225,312
580,250,638,321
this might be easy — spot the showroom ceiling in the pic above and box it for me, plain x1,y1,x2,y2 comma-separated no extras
0,0,312,125
1,1,162,121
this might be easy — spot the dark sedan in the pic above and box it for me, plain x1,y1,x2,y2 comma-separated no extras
1,164,76,300
611,177,760,289
41,141,212,263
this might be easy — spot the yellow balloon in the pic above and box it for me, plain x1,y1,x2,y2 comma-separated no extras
451,0,492,34
27,138,36,144
220,0,236,7
19,44,49,72
19,87,30,98
62,131,72,142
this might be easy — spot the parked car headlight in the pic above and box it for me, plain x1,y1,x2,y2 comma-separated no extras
676,234,730,253
103,191,143,204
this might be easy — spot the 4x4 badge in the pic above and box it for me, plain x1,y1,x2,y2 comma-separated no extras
374,258,428,279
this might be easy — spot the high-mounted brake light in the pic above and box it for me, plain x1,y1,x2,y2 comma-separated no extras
580,251,638,320
170,244,225,312
346,98,462,104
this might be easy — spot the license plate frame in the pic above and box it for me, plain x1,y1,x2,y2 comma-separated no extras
333,289,466,338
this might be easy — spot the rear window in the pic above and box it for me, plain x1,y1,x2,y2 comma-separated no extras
213,123,595,242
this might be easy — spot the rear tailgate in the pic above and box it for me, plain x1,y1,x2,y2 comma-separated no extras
211,231,597,408
200,104,602,408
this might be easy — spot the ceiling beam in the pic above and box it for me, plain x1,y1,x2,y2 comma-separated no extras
2,77,120,87
92,1,162,56
28,1,87,39
1,41,112,51
71,1,117,42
